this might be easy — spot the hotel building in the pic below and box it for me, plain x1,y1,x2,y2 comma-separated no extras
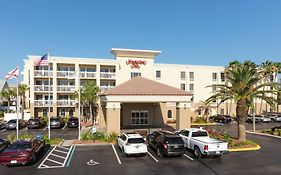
22,48,278,134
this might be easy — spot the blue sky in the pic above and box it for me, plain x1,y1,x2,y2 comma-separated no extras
1,0,281,82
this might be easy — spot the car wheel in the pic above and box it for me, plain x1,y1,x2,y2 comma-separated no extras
156,148,163,158
194,146,202,158
122,148,127,157
29,153,36,165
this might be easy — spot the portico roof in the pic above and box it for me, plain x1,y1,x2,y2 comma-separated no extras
111,48,161,58
101,76,192,96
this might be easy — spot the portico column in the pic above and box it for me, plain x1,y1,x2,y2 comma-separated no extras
176,102,191,130
106,102,121,135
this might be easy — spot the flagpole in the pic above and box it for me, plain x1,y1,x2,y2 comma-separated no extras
48,52,51,140
16,70,19,140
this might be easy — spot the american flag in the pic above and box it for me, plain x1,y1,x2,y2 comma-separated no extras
6,66,19,80
35,53,49,66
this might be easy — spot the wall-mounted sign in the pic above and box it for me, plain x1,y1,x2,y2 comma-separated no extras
126,59,147,69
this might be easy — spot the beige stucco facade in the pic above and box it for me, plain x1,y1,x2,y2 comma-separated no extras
22,48,280,134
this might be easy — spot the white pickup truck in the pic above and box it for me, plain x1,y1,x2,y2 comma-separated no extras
176,128,229,158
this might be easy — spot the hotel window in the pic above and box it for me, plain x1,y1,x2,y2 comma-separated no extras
221,72,225,82
131,72,141,78
189,84,194,92
156,70,161,79
167,110,173,119
131,111,149,125
189,72,194,81
212,73,217,81
180,84,186,90
180,71,186,80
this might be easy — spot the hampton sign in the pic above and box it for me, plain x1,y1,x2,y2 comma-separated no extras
126,59,147,69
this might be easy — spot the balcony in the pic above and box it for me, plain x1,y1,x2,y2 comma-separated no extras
57,100,76,107
57,71,76,78
80,72,96,79
57,85,76,92
100,72,116,79
34,70,53,77
34,85,53,92
34,100,53,107
100,86,114,92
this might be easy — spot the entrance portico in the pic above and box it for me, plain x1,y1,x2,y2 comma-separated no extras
99,77,193,135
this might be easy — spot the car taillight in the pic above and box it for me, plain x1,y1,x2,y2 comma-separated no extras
204,145,208,151
144,141,148,145
163,144,168,149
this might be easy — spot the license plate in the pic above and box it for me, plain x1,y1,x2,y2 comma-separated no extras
174,145,178,148
11,160,17,164
216,151,220,154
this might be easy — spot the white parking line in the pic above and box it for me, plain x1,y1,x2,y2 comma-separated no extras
38,146,57,168
58,146,70,151
43,126,48,130
62,124,67,130
51,153,66,159
147,151,159,162
184,154,194,161
46,158,64,165
53,149,68,154
112,145,122,165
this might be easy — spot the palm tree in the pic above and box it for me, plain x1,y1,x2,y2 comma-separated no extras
76,82,99,125
195,101,214,122
18,84,29,119
1,89,15,112
206,61,280,141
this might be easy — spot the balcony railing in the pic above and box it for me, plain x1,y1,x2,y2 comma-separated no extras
57,100,76,107
80,72,96,78
100,72,116,79
100,86,114,92
57,85,76,92
34,85,53,92
34,100,53,107
57,71,76,78
34,70,53,77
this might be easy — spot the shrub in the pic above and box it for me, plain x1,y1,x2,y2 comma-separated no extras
7,134,17,143
193,117,208,123
107,132,118,143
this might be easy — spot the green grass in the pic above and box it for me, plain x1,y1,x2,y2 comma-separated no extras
262,129,281,136
7,134,63,145
81,131,118,143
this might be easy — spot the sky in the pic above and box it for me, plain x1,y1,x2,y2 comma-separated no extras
1,0,281,83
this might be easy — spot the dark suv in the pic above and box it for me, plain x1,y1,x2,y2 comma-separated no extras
27,118,46,129
50,117,65,129
147,131,185,157
209,114,232,124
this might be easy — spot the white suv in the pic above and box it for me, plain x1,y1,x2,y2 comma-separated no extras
117,132,147,157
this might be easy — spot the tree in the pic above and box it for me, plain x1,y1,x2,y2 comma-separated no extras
206,61,280,141
76,82,99,125
195,101,214,122
18,84,29,119
1,89,15,112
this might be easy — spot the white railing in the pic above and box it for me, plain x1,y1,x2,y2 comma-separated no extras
57,100,76,106
80,72,96,78
100,72,116,79
57,71,76,78
57,85,76,92
100,86,114,92
34,85,53,92
34,100,53,107
34,70,53,77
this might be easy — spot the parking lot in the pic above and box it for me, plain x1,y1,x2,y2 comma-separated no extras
0,122,281,175
0,125,78,140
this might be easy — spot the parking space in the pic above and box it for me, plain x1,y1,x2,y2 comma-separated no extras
38,146,74,169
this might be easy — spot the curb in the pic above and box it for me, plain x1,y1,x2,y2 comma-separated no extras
191,123,217,126
72,142,113,146
229,145,261,152
246,130,281,139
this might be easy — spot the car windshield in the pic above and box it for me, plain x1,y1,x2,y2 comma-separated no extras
8,120,16,123
8,143,31,149
165,137,184,144
192,131,208,137
128,138,145,144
